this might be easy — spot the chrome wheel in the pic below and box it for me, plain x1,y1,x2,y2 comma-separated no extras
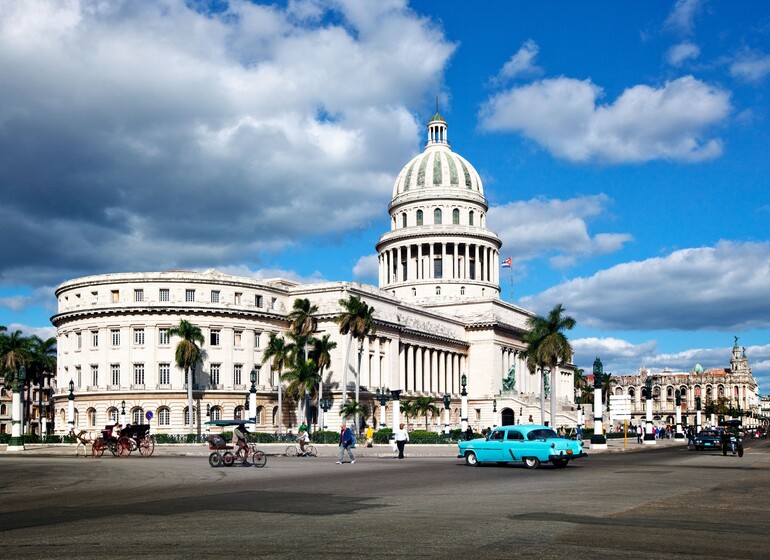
465,451,479,467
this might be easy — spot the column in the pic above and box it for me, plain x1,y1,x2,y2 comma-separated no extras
407,244,415,283
405,345,414,392
415,347,423,392
428,242,434,279
430,349,438,392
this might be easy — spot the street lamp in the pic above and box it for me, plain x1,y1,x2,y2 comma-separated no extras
460,373,468,432
590,358,607,449
249,368,258,423
8,367,27,451
375,388,391,429
492,398,497,428
642,377,655,445
320,396,333,430
442,393,451,435
67,377,75,432
674,389,684,439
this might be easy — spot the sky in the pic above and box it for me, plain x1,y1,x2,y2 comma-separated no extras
2,0,770,393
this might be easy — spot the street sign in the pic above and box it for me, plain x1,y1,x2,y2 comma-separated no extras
610,395,632,422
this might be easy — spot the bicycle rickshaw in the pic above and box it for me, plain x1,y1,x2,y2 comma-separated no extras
205,419,267,468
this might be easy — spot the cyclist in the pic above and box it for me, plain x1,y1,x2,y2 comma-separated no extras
233,423,249,463
297,428,310,456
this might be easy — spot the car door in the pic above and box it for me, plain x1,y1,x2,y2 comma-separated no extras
479,428,505,461
503,429,525,462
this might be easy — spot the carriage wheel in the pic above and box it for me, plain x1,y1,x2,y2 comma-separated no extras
208,452,223,468
92,439,106,458
116,437,132,458
222,451,235,467
138,436,155,457
285,445,298,457
251,450,267,468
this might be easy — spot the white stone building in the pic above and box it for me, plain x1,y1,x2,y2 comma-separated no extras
51,114,578,435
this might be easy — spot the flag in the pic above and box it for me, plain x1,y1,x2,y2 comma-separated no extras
501,257,512,268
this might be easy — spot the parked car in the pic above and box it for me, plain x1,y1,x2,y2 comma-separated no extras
457,424,586,469
692,428,723,451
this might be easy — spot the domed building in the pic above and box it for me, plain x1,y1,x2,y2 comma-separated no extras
50,113,578,436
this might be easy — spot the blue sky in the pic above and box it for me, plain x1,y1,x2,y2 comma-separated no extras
2,0,770,391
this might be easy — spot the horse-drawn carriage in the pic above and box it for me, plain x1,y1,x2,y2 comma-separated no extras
92,423,155,458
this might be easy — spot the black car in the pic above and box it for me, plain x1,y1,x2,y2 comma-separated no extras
693,428,723,450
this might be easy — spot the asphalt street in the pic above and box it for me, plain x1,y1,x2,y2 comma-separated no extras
1,440,769,559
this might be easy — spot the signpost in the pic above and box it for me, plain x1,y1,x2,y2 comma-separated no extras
610,395,632,448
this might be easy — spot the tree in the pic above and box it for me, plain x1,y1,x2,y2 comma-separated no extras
339,400,364,427
27,335,56,435
600,372,616,409
574,368,587,402
523,304,576,428
287,298,318,338
167,320,204,434
310,333,337,418
262,332,291,433
335,294,376,431
400,400,416,428
412,396,440,431
1,329,31,386
281,357,321,430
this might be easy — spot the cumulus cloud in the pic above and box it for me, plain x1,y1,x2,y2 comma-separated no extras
664,0,702,35
666,41,700,66
521,241,770,331
352,254,379,282
0,0,455,286
3,323,56,341
479,75,730,163
488,195,633,268
730,51,770,83
492,39,542,83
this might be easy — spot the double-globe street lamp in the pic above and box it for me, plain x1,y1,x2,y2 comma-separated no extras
442,393,451,435
590,358,607,450
8,367,28,451
319,396,333,431
375,388,391,430
460,373,468,432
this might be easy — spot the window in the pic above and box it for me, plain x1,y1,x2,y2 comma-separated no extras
490,430,504,441
159,328,170,345
234,292,242,305
234,330,242,347
434,257,442,279
469,210,474,226
158,407,170,426
184,407,196,426
210,329,220,346
91,330,99,347
133,363,145,385
416,209,423,225
134,289,144,302
76,366,81,388
111,329,120,346
234,364,243,385
210,406,222,421
91,365,98,386
253,366,261,385
108,407,118,423
132,408,144,425
159,363,170,385
211,290,220,303
185,289,195,302
452,208,460,224
91,291,98,303
254,332,261,348
133,328,145,345
159,288,170,302
234,406,243,420
460,286,465,295
111,290,119,303
506,430,524,441
255,295,263,308
77,332,82,349
87,409,97,426
435,286,441,295
434,208,442,224
111,364,120,386
210,363,220,385
402,213,407,227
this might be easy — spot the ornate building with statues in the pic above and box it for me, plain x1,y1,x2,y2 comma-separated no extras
600,338,760,429
50,113,577,435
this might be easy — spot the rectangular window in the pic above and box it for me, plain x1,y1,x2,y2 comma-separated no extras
92,330,99,347
185,289,195,302
159,328,170,345
254,332,261,348
234,292,242,305
211,290,220,303
255,294,263,308
210,329,220,346
111,364,120,386
76,366,81,388
159,288,170,302
133,363,145,385
111,290,119,303
91,365,98,386
159,363,170,385
133,328,145,345
91,291,98,303
77,332,82,349
233,364,242,386
434,258,443,279
234,330,242,347
111,329,120,346
210,363,220,385
134,289,144,302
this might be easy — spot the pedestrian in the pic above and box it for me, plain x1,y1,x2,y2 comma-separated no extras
465,425,474,440
365,425,374,448
336,424,355,464
394,422,409,459
636,424,643,444
687,426,695,448
528,415,533,423
576,425,583,441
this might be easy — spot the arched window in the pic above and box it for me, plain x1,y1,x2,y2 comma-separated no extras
256,405,264,424
107,407,119,423
402,213,407,227
628,387,635,398
435,286,441,295
87,407,96,427
234,406,244,420
158,407,170,426
452,208,460,224
416,210,423,226
411,288,416,296
434,208,442,224
615,387,623,396
667,386,674,398
460,286,465,295
132,408,144,425
469,211,474,226
0,404,6,415
184,406,196,426
210,406,222,421
718,385,724,397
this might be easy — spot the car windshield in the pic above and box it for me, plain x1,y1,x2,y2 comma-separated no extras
698,430,720,437
527,428,558,440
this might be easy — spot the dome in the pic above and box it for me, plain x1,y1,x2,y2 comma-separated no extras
391,115,484,198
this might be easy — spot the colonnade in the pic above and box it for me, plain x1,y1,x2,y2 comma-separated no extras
398,342,465,395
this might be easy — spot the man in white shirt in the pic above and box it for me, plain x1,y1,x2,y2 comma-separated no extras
394,423,409,459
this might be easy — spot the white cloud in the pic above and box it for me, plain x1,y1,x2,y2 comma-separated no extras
488,195,633,269
521,241,770,331
4,323,56,341
664,0,702,35
479,75,730,164
0,0,456,286
493,39,542,82
730,52,770,83
352,254,379,282
666,41,700,66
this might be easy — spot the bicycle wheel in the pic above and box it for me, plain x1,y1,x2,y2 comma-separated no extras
138,436,155,457
251,450,267,468
285,445,298,457
306,445,318,457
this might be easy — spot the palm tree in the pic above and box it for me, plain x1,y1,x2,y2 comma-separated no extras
262,332,291,434
335,294,376,430
339,400,364,427
0,329,31,386
523,304,576,428
413,396,440,431
600,372,616,411
281,357,321,429
574,368,587,403
287,298,318,338
581,385,595,405
400,400,416,429
167,320,204,435
27,336,56,435
310,333,337,420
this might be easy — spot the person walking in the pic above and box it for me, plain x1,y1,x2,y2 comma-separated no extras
336,424,355,464
394,422,409,459
636,424,643,444
365,425,374,448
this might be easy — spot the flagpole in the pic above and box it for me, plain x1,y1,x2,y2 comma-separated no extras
509,267,513,303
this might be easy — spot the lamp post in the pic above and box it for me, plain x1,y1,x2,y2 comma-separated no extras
492,398,497,428
205,403,211,434
576,403,583,431
442,393,451,435
249,368,258,424
244,394,249,423
7,367,27,452
695,396,702,433
460,373,468,432
674,390,684,439
391,389,402,433
643,377,656,445
120,399,127,425
68,378,76,430
375,388,391,429
320,396,332,431
590,358,607,449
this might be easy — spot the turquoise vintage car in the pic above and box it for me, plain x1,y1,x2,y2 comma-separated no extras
457,425,586,469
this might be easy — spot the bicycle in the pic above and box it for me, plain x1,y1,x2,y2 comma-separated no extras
285,442,318,457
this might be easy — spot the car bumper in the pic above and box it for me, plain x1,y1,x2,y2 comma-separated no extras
549,451,586,461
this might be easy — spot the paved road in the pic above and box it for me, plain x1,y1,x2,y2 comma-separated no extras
1,440,769,559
